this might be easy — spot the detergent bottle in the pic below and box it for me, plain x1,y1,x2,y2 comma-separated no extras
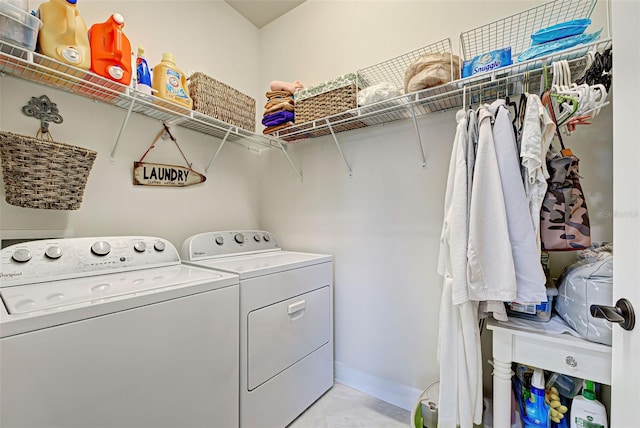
88,13,132,84
522,368,551,428
570,380,608,428
37,0,91,69
135,45,152,96
152,52,193,109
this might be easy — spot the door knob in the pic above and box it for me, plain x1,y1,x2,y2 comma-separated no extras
590,298,635,331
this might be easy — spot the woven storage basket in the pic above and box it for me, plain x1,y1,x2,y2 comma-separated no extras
0,131,97,210
294,84,358,124
188,72,256,132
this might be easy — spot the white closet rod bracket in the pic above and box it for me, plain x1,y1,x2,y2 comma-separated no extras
272,138,303,182
109,91,138,165
410,104,427,169
326,119,353,178
204,127,232,173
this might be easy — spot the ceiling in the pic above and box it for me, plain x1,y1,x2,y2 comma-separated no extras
225,0,306,29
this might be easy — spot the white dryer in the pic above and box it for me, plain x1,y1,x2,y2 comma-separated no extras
182,230,334,428
0,236,240,428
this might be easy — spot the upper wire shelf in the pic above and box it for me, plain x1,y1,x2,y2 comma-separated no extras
0,40,280,153
459,0,599,60
271,39,612,142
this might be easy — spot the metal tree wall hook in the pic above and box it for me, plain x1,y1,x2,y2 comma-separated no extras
22,95,64,135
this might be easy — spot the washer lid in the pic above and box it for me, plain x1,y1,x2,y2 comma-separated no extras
1,264,235,315
186,251,332,279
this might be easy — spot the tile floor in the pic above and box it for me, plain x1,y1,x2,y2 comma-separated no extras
287,383,411,428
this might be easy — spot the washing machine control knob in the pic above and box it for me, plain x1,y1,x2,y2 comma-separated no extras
154,241,166,252
134,241,147,252
253,234,261,242
215,236,224,245
12,248,32,263
45,246,63,259
263,234,270,242
91,241,111,256
234,233,244,244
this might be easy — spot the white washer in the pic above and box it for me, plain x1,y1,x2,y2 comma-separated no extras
182,230,334,428
0,236,240,428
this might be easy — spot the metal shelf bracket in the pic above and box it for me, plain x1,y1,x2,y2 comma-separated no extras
109,91,138,165
205,127,232,173
272,138,303,182
410,104,427,169
326,119,353,177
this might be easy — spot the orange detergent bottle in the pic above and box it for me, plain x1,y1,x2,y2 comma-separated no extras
89,13,132,84
37,0,91,69
152,52,193,109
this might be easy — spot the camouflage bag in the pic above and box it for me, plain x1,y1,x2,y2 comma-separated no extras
540,91,591,251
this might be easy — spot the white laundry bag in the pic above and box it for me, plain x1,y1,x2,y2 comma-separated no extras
554,244,613,345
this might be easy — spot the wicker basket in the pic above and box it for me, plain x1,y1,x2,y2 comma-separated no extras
294,84,358,124
188,72,256,132
0,131,97,210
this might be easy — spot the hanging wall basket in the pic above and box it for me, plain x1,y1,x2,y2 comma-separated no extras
0,130,97,210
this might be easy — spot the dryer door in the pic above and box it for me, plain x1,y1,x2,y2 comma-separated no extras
247,285,331,390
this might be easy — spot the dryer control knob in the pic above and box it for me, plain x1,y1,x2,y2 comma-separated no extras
215,236,224,245
45,246,63,259
234,233,244,244
263,234,270,242
12,248,32,263
154,241,166,252
253,234,261,242
91,241,111,256
134,241,147,252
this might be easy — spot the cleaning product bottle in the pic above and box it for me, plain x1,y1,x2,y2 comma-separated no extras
522,368,551,428
570,380,608,428
37,0,91,69
151,52,193,109
135,45,152,96
88,13,132,84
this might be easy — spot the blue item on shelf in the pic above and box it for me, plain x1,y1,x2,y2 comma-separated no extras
517,29,602,62
462,47,512,78
531,19,591,45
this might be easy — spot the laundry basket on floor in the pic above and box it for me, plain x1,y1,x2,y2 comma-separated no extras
411,381,485,428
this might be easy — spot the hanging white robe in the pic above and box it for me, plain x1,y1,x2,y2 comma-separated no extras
437,110,483,428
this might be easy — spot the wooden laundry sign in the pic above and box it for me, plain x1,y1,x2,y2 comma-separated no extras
133,124,206,187
133,162,205,186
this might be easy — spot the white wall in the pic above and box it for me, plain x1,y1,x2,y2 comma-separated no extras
1,0,615,414
1,1,265,246
259,0,613,410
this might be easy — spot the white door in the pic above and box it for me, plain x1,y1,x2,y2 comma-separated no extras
611,1,640,427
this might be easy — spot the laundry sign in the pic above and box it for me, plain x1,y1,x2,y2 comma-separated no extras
133,162,206,186
133,123,206,187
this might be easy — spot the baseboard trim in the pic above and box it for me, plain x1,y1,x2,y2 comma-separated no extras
334,361,424,411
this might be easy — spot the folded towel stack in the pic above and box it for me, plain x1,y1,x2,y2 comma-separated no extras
262,80,304,135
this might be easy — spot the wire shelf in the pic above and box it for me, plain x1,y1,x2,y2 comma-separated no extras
460,0,598,60
356,38,454,92
0,40,279,153
272,39,612,143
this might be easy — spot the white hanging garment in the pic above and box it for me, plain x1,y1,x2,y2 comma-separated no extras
520,93,555,253
489,99,547,304
467,105,517,304
437,110,483,428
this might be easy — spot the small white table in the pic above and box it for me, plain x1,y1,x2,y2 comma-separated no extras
487,319,612,428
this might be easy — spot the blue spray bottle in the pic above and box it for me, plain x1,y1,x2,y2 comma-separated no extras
523,368,551,428
135,45,152,96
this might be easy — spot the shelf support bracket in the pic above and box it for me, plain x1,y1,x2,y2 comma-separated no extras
272,139,303,182
109,92,138,165
326,119,353,177
205,127,232,173
410,104,427,169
